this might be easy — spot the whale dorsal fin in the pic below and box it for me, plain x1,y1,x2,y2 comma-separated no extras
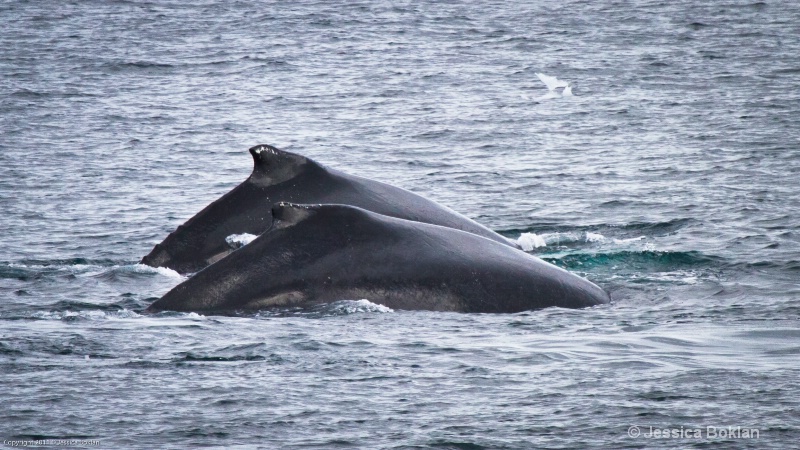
270,202,377,231
271,202,318,229
247,144,321,186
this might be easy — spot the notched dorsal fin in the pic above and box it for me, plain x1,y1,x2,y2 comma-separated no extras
248,144,308,166
247,144,317,186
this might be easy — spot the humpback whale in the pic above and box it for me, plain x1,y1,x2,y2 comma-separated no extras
142,145,516,274
147,203,609,314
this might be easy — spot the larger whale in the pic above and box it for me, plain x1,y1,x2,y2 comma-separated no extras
147,203,609,314
142,144,516,273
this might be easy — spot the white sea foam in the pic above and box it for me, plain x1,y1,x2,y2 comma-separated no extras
579,231,653,246
329,299,394,314
8,262,105,276
541,232,581,246
517,232,547,251
613,235,647,244
517,231,650,249
622,270,700,285
226,233,258,249
585,232,606,243
33,309,143,321
132,263,184,279
517,231,588,250
184,312,207,319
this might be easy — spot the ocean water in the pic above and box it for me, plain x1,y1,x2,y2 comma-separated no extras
1,0,799,448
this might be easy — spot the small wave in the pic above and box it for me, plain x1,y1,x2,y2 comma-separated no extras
0,259,116,280
618,270,703,285
514,231,582,249
583,232,647,245
131,264,183,279
46,300,129,313
514,231,647,251
544,250,721,271
179,353,268,362
324,299,394,315
517,232,546,251
617,218,696,235
585,232,606,243
11,88,47,98
0,342,24,356
174,343,284,363
10,258,118,267
148,311,209,320
502,218,694,242
614,236,648,244
253,299,395,318
104,61,175,72
92,264,185,281
32,309,142,321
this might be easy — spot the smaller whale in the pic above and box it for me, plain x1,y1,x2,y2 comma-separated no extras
147,203,609,314
141,145,517,274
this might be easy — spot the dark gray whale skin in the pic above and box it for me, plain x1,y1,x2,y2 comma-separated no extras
147,203,609,314
141,144,517,274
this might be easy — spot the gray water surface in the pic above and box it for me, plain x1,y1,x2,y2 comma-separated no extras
1,1,799,448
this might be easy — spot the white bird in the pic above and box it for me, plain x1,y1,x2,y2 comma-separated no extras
534,72,573,99
535,72,569,91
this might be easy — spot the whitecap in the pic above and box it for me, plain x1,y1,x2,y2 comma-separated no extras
585,232,606,243
517,232,547,251
132,263,184,279
32,309,143,321
327,299,394,315
612,235,647,244
636,270,701,285
185,312,208,319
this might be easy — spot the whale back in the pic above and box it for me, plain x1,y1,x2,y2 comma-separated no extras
141,145,330,273
141,145,516,273
147,204,609,314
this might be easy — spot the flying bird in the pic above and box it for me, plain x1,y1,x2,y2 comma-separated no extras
534,72,573,98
